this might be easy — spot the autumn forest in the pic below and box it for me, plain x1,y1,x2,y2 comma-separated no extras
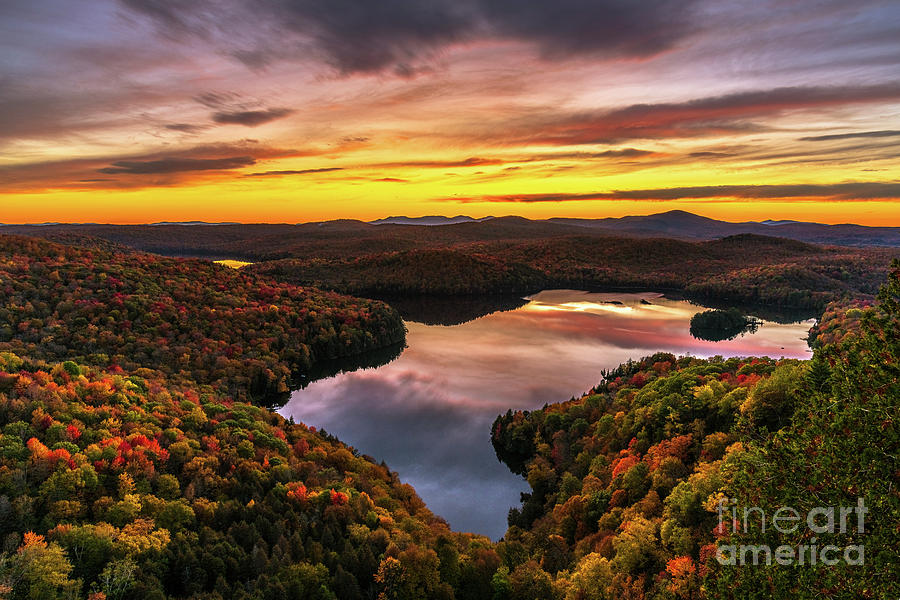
0,220,897,599
3,0,900,598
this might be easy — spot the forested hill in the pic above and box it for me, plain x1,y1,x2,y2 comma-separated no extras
0,219,594,261
489,261,899,599
6,220,897,310
0,234,896,599
0,235,497,599
0,235,405,403
251,234,896,310
5,212,900,257
549,210,900,247
0,353,501,599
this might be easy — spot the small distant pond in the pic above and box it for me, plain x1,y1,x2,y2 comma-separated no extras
279,291,815,540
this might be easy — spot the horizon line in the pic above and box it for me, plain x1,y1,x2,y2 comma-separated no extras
2,209,892,228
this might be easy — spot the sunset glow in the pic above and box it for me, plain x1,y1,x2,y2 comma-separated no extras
2,1,899,224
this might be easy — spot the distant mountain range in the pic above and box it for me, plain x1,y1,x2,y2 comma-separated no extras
3,210,899,249
369,215,493,226
366,210,900,247
149,221,241,226
545,210,900,247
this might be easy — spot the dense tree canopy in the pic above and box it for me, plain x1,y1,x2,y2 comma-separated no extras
492,352,790,598
0,354,502,599
0,234,895,599
251,235,894,310
689,309,759,342
0,235,500,599
490,261,899,599
707,261,900,599
0,235,405,403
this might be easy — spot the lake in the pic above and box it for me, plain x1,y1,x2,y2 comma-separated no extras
279,290,815,540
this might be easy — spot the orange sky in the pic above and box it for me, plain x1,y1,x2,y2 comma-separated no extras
1,1,899,225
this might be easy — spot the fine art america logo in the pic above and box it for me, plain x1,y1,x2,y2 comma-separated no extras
715,497,867,566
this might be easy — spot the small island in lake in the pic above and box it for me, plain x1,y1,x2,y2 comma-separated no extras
689,307,762,341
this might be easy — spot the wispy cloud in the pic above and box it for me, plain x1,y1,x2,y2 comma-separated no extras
98,156,256,174
164,123,207,134
0,141,301,191
372,157,507,169
493,84,900,145
798,130,900,142
3,0,900,224
440,182,900,203
245,167,344,177
212,107,294,127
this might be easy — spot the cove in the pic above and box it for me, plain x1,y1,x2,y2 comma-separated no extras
278,290,815,540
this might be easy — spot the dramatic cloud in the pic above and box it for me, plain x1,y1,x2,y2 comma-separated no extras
3,0,900,223
504,84,900,145
526,149,659,161
689,151,738,159
99,156,256,174
799,130,900,142
194,92,241,109
164,123,207,134
370,157,507,169
735,140,900,167
444,156,504,167
442,183,900,203
211,107,294,127
588,148,656,158
117,0,204,34
118,0,700,75
0,142,302,192
245,167,344,177
479,0,695,60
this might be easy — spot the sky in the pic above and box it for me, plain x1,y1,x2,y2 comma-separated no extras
1,0,900,224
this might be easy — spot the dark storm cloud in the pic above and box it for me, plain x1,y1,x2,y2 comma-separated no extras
118,0,701,74
271,0,475,74
245,167,344,177
99,156,256,174
211,107,294,127
479,0,693,60
799,130,900,142
442,182,900,203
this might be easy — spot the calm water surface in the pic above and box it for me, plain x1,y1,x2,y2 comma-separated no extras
279,291,814,539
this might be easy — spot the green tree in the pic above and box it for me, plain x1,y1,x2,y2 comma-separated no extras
709,262,900,599
565,553,613,600
3,533,80,600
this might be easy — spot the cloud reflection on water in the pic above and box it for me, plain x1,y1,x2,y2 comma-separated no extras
279,291,814,539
